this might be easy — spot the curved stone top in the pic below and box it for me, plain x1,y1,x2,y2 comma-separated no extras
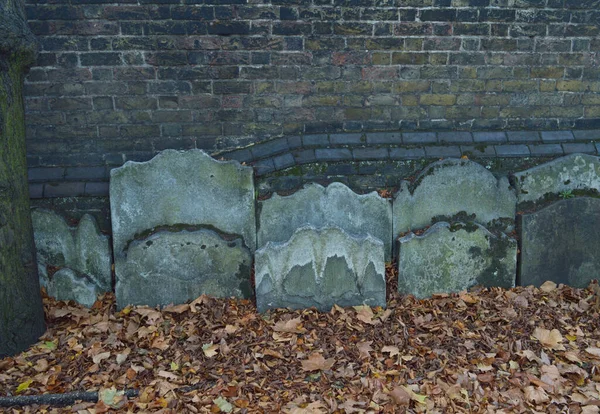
255,225,384,289
257,181,392,260
513,153,600,204
32,209,112,291
393,159,516,236
110,149,256,255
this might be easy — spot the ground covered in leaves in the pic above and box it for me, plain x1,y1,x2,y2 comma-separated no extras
2,278,600,414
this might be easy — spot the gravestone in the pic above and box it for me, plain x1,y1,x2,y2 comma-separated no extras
514,154,600,205
258,182,393,260
117,229,252,308
398,222,516,299
255,226,386,312
32,209,112,306
110,149,255,308
393,159,516,235
520,197,600,288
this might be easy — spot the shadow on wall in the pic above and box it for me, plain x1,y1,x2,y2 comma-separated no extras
32,151,600,311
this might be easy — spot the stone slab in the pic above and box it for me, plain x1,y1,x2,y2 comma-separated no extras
393,159,516,236
110,149,256,258
32,209,112,306
255,226,386,313
258,182,393,260
513,153,600,205
116,229,252,308
47,268,105,308
520,197,600,288
398,222,516,299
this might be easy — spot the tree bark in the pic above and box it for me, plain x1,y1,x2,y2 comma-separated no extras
0,0,46,357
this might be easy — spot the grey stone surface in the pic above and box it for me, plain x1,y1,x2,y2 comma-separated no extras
46,269,104,308
258,182,393,260
513,153,600,204
398,222,517,299
32,209,112,306
116,229,252,308
255,226,386,312
110,149,256,255
393,159,516,235
520,197,600,288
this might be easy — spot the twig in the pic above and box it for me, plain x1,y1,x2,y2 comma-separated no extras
0,389,139,408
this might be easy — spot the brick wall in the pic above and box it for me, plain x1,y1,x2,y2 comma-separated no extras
24,0,600,193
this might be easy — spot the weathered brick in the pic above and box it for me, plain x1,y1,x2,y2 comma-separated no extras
541,130,575,142
507,131,541,142
389,147,426,160
424,146,462,158
352,147,389,160
402,132,437,144
494,144,531,157
563,142,597,154
314,148,352,161
438,131,473,143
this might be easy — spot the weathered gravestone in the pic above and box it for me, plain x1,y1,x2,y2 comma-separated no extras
398,222,517,299
514,154,600,205
110,149,255,308
118,229,252,308
32,209,112,307
393,159,516,236
255,226,386,312
520,197,600,288
258,182,393,260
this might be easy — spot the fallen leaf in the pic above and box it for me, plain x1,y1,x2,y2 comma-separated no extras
274,317,306,333
16,379,33,394
356,341,373,359
92,352,110,364
533,328,565,350
213,396,233,413
301,353,335,372
389,386,411,406
586,347,600,358
540,281,557,293
524,386,549,403
382,345,400,358
354,305,380,325
203,342,219,358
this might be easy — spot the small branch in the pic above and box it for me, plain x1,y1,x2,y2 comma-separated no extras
0,389,139,408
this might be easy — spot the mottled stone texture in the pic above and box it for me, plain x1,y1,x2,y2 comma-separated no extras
32,209,111,306
23,0,600,179
398,222,517,299
258,182,392,260
117,229,252,308
393,159,516,236
110,149,255,255
520,197,600,289
255,226,386,313
110,149,255,308
514,154,600,205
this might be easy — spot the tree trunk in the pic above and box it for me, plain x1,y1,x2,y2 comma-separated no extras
0,0,46,357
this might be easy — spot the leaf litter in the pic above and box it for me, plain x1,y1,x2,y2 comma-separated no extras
1,279,600,413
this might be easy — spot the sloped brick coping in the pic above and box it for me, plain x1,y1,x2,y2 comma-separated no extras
28,129,600,199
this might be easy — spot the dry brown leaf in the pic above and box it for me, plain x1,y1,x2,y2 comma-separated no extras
274,317,306,333
301,353,335,372
163,303,189,314
92,352,110,364
388,386,411,406
524,386,549,404
586,347,600,358
356,341,373,359
382,345,400,358
353,305,380,325
202,343,219,358
533,327,565,350
540,281,557,293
